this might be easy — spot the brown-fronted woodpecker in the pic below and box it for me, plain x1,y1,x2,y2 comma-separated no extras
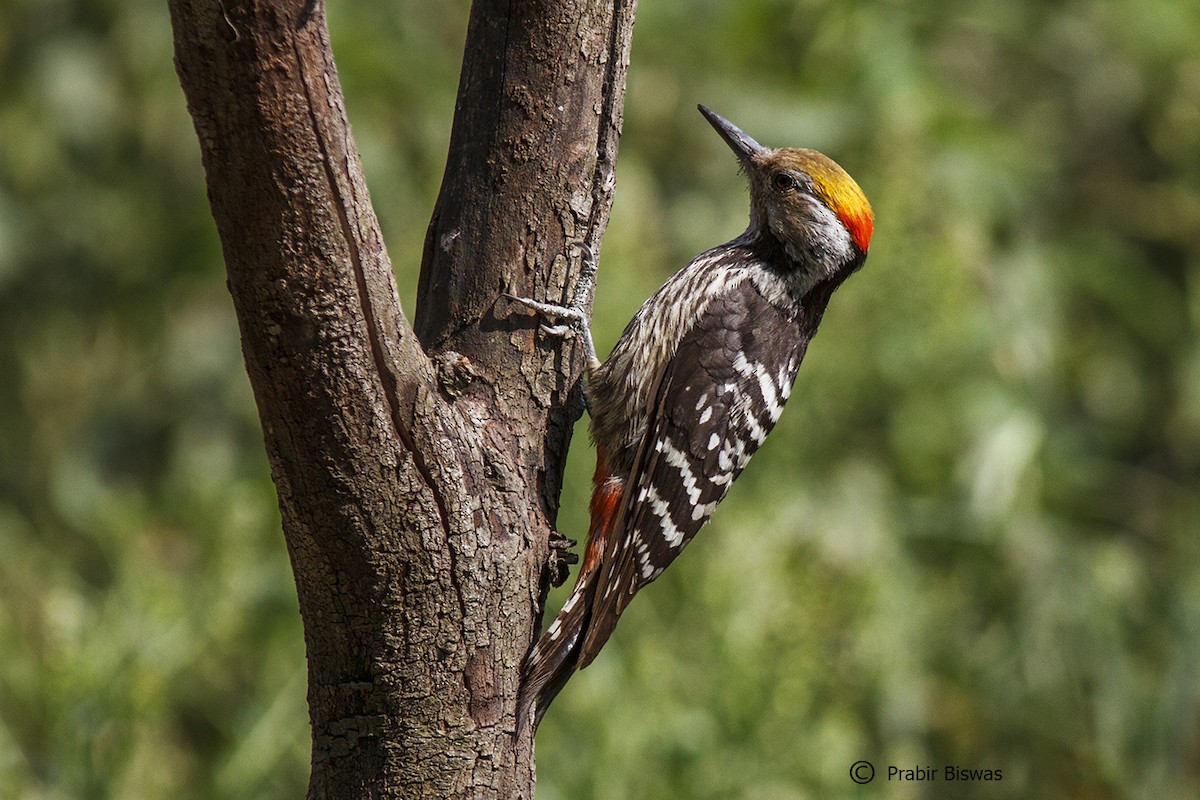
510,105,874,729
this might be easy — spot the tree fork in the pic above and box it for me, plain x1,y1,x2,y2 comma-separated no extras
169,0,635,797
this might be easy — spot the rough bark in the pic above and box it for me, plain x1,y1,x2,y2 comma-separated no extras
168,0,634,797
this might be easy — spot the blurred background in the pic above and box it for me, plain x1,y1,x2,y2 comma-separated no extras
2,0,1198,797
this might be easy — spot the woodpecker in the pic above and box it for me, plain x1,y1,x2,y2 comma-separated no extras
511,105,873,729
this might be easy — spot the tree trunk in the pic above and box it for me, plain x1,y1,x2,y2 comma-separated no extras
168,0,635,797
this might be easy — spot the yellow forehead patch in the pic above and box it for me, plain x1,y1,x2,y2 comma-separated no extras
771,148,874,252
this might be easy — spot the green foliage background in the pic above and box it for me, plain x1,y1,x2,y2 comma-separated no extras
2,0,1198,798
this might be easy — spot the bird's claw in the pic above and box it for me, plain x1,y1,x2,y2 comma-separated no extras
504,242,600,370
547,531,579,587
504,294,583,324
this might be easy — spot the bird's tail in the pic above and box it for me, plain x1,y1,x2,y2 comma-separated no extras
517,569,596,732
518,459,624,732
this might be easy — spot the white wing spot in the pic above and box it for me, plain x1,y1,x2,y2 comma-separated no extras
707,433,720,450
758,370,784,423
659,437,705,507
636,537,655,579
780,359,797,400
721,436,753,472
733,352,785,424
743,413,767,448
737,434,755,468
642,483,686,548
699,405,713,424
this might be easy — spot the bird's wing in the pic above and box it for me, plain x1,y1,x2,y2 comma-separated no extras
578,287,806,666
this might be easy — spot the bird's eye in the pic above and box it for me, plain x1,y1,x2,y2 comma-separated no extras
772,172,797,192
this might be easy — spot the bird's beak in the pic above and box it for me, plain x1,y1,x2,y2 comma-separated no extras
698,104,766,163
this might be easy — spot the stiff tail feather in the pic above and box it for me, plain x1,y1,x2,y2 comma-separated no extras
517,458,625,732
517,571,595,732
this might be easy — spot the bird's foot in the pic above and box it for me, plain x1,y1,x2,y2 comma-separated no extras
547,530,579,588
504,242,600,370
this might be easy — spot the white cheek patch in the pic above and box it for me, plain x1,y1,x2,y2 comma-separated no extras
766,195,854,291
807,199,854,261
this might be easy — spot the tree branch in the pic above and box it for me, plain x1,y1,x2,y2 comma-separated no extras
170,0,635,796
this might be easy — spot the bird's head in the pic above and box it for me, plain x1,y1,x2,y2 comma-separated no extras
699,104,873,284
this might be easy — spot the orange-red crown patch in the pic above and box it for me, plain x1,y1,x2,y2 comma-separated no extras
780,149,874,253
